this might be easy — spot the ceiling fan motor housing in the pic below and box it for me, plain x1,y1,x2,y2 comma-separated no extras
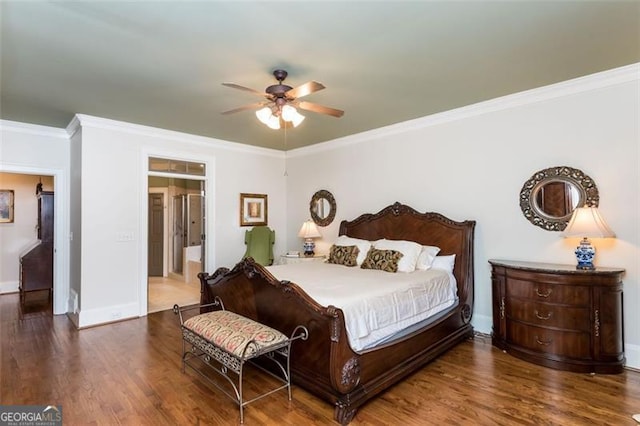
266,69,294,102
266,84,293,98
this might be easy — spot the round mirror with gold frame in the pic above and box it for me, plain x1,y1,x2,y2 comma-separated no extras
310,190,336,227
519,166,599,231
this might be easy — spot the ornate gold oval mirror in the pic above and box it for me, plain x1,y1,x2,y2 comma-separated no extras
519,166,599,231
310,190,336,227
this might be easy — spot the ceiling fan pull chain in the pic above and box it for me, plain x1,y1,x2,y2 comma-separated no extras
283,124,288,177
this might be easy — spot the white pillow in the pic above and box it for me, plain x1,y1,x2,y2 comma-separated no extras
373,239,422,273
415,245,441,270
334,235,371,266
431,254,456,273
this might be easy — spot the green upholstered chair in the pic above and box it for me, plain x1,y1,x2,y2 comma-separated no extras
243,226,275,266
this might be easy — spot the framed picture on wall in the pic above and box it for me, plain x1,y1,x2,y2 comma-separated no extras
0,190,15,223
240,193,268,226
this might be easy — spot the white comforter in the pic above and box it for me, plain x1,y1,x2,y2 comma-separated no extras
266,262,457,352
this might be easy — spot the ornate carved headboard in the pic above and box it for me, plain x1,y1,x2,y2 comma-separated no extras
339,202,476,314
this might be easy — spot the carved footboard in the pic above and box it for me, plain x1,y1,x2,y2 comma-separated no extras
199,258,472,424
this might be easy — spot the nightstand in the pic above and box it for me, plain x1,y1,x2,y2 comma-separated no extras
279,255,326,265
489,259,625,374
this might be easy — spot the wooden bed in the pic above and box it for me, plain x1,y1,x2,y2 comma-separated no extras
198,202,475,424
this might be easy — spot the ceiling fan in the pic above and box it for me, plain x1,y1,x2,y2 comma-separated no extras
221,69,344,129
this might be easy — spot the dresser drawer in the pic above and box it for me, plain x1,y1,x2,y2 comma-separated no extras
507,321,591,359
507,299,591,331
506,278,589,306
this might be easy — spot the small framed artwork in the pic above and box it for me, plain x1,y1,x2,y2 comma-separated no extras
0,190,15,223
240,193,268,226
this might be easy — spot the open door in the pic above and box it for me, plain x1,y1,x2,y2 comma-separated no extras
148,193,164,277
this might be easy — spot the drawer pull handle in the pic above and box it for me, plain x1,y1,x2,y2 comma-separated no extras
535,310,552,320
535,336,552,346
535,288,551,298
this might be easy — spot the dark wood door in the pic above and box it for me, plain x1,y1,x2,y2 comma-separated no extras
148,193,164,277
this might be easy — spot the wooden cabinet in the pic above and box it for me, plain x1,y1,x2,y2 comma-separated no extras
19,190,54,304
490,259,624,374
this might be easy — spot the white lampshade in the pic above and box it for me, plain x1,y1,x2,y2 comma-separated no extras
290,109,305,127
281,105,305,127
255,107,281,129
563,207,615,238
281,105,297,121
255,107,272,125
298,220,321,239
266,114,280,130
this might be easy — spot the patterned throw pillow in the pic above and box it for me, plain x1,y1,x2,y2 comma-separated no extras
360,247,404,273
327,244,359,267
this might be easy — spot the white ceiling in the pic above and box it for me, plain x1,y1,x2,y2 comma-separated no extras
1,1,638,150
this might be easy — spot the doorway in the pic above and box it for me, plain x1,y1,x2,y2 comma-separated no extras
147,170,205,313
0,172,55,315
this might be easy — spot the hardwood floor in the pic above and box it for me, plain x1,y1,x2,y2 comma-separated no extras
148,276,200,314
2,292,639,425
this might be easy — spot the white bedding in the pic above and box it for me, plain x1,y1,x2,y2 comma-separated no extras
266,262,457,352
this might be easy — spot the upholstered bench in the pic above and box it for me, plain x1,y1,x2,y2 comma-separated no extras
174,299,308,423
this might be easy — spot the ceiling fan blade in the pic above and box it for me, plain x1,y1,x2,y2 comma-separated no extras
298,101,344,118
285,81,325,99
222,83,269,97
221,102,268,115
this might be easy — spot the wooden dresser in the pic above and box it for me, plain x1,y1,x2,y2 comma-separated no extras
19,189,54,304
489,259,624,374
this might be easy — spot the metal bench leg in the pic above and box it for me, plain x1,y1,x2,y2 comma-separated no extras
239,362,245,424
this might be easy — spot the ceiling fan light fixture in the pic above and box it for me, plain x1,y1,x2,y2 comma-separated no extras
225,69,342,128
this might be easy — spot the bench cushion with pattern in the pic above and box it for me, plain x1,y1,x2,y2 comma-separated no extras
183,310,288,358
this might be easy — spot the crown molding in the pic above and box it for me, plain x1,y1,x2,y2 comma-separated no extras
70,114,283,159
0,119,69,139
289,62,640,158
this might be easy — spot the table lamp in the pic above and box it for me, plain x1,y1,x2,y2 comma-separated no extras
298,220,321,256
563,206,615,270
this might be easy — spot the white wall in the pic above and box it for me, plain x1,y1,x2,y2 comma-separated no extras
0,173,53,292
285,65,640,369
0,121,70,314
66,115,286,328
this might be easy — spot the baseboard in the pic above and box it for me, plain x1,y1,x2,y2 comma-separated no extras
625,343,640,370
73,302,140,329
471,313,492,335
0,280,19,294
